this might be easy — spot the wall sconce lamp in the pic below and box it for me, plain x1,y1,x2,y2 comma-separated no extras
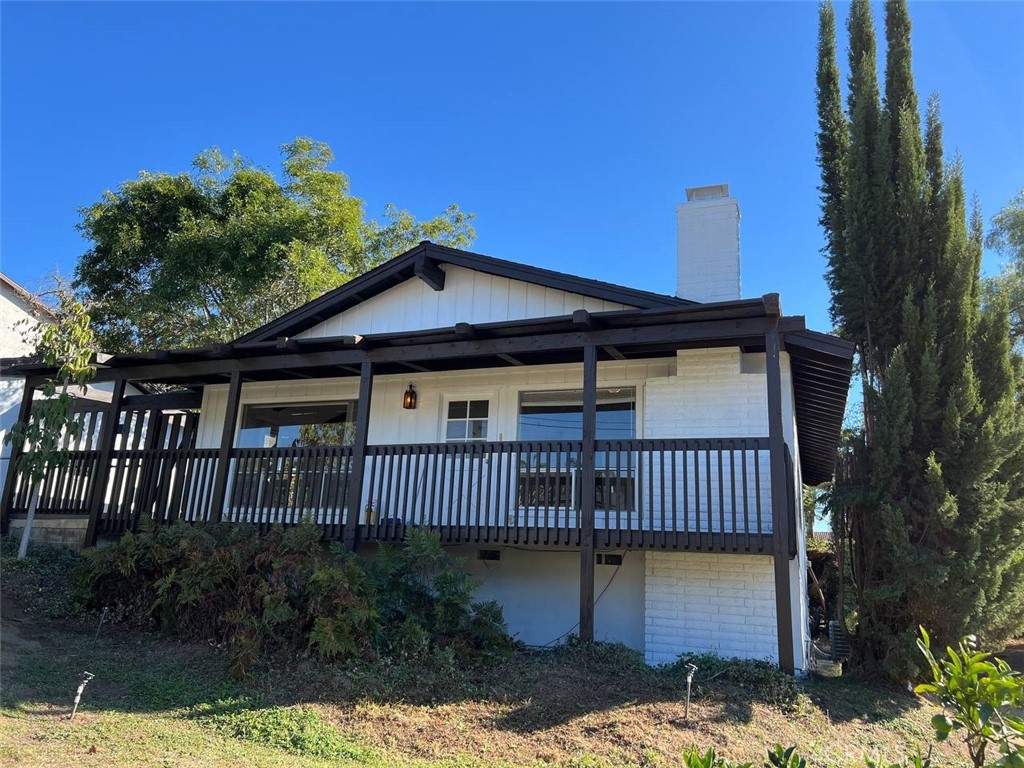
402,383,417,410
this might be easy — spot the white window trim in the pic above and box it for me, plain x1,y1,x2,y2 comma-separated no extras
438,390,500,443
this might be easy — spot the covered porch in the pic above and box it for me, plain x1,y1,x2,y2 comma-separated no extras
1,295,853,670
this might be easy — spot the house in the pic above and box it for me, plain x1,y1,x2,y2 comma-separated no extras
1,273,56,500
0,185,853,673
1,273,150,547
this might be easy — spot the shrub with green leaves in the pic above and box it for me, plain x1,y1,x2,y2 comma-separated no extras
76,521,376,676
74,522,509,676
363,527,511,661
915,627,1024,767
681,744,931,768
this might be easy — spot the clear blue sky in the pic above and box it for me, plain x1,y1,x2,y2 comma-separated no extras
1,1,1021,335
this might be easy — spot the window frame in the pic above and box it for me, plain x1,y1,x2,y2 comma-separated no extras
438,392,497,444
234,399,359,449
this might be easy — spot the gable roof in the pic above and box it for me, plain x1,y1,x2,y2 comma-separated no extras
234,241,694,344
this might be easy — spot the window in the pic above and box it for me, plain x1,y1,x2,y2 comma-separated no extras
517,388,636,440
445,399,489,442
236,402,356,448
516,388,637,511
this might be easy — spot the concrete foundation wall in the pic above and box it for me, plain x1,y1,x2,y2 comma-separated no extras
8,515,88,549
455,546,646,650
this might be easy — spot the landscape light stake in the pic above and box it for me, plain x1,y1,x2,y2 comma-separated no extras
69,671,94,720
93,606,109,645
684,663,698,720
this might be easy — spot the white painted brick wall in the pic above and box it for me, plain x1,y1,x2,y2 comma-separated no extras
643,349,785,532
644,551,778,664
676,195,740,303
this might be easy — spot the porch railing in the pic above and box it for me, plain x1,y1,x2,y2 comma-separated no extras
7,437,786,553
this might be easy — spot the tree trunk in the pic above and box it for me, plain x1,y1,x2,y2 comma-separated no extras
17,480,42,560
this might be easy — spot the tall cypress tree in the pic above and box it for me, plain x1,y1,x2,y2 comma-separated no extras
817,0,1024,677
817,0,849,334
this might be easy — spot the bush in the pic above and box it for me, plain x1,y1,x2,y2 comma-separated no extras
0,535,81,620
363,527,511,662
74,522,510,676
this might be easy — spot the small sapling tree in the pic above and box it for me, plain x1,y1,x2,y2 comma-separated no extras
915,627,1024,767
4,284,97,558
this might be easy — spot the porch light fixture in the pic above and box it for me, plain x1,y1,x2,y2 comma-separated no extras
402,383,417,410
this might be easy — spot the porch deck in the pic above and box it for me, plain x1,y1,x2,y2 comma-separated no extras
6,437,794,555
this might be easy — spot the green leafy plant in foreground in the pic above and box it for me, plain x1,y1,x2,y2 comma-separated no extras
915,627,1024,767
681,744,931,768
200,701,373,761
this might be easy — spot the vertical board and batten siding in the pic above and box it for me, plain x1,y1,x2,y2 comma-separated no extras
293,265,632,339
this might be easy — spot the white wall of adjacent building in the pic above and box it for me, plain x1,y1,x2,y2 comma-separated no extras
1,283,47,500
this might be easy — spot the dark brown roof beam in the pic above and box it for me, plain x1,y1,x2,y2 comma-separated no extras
603,345,626,361
43,314,804,385
414,254,446,291
400,361,431,373
454,322,478,339
497,353,525,366
762,293,781,317
572,309,598,329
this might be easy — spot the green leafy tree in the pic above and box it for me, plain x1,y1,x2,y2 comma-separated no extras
75,138,475,352
4,284,97,559
817,0,1024,677
984,189,1024,342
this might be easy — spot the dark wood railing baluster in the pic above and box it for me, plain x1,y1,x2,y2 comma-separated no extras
754,445,764,548
658,442,666,547
729,441,738,550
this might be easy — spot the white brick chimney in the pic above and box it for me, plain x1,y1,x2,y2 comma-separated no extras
676,184,741,303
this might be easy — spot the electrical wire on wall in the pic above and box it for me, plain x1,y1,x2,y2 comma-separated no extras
529,551,628,648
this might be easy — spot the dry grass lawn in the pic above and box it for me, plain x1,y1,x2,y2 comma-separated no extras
0,589,978,768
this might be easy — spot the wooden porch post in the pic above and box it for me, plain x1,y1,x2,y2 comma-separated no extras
343,361,374,550
210,371,243,524
579,344,597,642
85,378,127,547
0,382,35,535
766,326,796,673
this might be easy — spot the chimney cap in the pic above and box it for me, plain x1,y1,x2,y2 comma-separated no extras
685,184,731,202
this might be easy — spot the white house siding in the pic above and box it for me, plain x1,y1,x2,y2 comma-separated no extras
456,546,646,649
195,359,673,450
644,552,778,664
1,285,44,499
294,265,631,339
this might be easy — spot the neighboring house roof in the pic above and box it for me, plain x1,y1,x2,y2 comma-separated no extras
0,272,56,323
234,241,694,344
